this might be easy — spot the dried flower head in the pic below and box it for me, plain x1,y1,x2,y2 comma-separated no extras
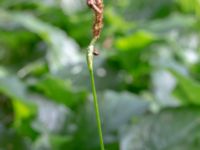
87,0,104,39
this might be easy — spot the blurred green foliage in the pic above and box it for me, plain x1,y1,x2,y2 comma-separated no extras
0,0,200,150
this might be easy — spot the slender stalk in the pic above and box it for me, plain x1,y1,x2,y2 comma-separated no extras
86,39,105,150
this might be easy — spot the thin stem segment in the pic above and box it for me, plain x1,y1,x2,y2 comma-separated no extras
86,39,105,150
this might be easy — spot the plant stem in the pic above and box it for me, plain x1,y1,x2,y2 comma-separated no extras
87,39,105,150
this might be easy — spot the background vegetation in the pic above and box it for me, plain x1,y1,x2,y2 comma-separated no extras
0,0,200,149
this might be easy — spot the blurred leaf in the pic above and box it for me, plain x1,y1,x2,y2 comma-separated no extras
121,107,200,150
12,100,36,127
115,31,157,51
101,91,149,132
172,71,200,105
0,9,81,72
17,60,48,78
56,62,125,92
31,95,72,135
105,8,135,34
0,94,13,126
144,14,196,33
49,135,72,150
0,76,38,139
33,74,87,108
0,125,28,150
177,0,198,12
68,91,149,150
122,0,174,20
0,76,28,101
33,134,72,150
0,30,42,67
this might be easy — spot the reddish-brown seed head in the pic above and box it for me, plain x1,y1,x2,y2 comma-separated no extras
87,0,104,55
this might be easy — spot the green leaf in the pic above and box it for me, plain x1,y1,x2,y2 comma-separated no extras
172,71,200,105
101,91,150,132
0,126,28,150
0,76,38,139
0,75,37,121
0,76,28,101
68,91,149,150
177,0,199,13
49,135,72,150
121,107,200,150
144,14,196,33
0,9,81,72
32,74,87,108
105,8,135,33
115,31,157,51
33,134,72,150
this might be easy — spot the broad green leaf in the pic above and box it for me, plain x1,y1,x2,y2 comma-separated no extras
32,75,87,108
172,71,200,105
115,31,156,51
0,76,38,140
0,9,81,72
101,91,150,132
105,8,135,34
0,76,37,117
144,14,196,33
13,100,35,125
49,135,72,150
33,134,72,150
121,107,200,150
0,76,28,101
114,0,174,20
177,0,199,13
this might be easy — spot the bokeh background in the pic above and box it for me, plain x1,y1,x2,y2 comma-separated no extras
0,0,200,149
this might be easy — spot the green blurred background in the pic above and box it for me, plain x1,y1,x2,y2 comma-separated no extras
0,0,200,149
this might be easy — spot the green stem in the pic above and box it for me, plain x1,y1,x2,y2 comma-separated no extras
86,39,105,150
